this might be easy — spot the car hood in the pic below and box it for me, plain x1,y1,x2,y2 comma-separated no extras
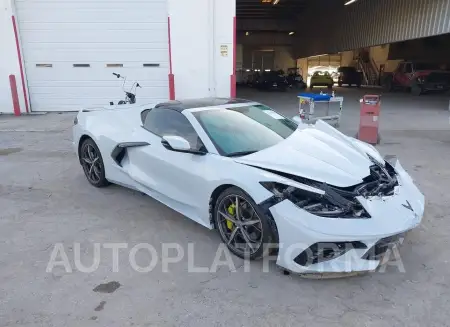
234,120,383,187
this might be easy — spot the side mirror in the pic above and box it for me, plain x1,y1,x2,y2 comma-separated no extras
161,136,206,155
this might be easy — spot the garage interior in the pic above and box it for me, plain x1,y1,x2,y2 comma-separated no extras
236,0,450,89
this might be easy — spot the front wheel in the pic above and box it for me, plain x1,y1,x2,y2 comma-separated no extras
214,187,278,260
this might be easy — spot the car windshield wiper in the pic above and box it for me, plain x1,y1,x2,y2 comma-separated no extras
226,150,257,157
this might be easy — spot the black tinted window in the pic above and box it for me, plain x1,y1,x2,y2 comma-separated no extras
415,63,440,70
144,109,203,150
404,64,412,73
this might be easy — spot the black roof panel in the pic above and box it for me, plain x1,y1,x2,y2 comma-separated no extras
154,97,253,111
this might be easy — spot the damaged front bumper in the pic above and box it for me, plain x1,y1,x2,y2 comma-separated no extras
268,158,424,274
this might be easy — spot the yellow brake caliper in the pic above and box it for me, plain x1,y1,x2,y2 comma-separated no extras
226,204,236,230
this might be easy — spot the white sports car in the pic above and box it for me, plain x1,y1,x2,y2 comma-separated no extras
73,98,424,274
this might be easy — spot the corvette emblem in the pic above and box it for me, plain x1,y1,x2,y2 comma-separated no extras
402,200,414,212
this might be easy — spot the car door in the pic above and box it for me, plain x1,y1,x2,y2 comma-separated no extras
126,108,216,227
402,62,414,86
395,63,412,86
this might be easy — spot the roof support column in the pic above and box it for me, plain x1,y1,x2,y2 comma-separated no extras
167,0,236,99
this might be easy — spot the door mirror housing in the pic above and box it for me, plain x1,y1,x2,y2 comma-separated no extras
161,135,206,155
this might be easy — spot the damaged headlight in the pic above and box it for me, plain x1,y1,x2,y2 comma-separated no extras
260,182,371,219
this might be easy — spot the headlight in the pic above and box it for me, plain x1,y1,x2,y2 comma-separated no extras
417,76,425,84
260,181,371,219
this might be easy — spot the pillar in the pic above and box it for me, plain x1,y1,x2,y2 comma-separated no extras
167,0,236,100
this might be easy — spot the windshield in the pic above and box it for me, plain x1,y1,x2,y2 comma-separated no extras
193,105,297,156
313,71,331,77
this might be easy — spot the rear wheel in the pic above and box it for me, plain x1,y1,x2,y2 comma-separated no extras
214,187,277,260
80,138,110,187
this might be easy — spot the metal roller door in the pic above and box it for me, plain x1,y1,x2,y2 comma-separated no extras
15,0,169,111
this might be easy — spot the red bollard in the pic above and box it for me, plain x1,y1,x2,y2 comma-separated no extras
9,74,21,116
358,95,380,145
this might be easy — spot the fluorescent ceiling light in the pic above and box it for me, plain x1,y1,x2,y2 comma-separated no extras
289,31,295,35
344,0,357,5
245,31,249,36
261,0,272,3
273,0,280,4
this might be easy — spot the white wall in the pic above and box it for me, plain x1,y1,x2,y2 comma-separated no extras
370,45,389,70
340,51,355,67
0,0,28,114
212,0,235,98
296,58,308,81
168,0,235,99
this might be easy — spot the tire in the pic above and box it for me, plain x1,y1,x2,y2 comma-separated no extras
411,83,423,96
213,186,278,260
79,138,110,187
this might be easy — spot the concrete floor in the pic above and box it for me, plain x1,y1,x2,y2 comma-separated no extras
1,87,450,327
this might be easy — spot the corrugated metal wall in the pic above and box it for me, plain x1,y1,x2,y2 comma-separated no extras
295,0,450,58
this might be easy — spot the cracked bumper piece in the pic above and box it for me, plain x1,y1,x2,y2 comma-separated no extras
269,159,424,274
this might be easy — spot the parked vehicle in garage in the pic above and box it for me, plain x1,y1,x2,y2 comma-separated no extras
384,61,450,95
337,66,362,87
73,97,424,274
286,68,307,89
254,71,289,91
310,71,334,89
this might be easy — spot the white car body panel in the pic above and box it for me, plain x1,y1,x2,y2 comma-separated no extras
73,100,425,274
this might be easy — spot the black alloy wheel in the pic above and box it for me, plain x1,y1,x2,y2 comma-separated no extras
214,187,277,260
80,138,109,187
